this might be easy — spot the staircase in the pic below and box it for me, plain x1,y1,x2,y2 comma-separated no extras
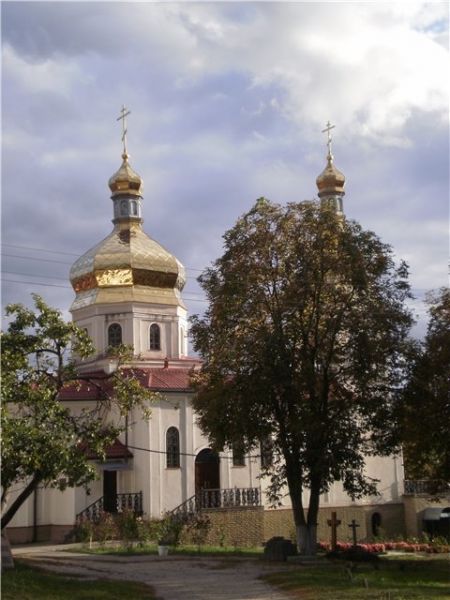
169,487,261,523
76,491,143,523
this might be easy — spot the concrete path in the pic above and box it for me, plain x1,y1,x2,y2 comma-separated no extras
12,545,294,600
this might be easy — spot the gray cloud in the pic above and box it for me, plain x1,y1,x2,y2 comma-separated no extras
2,2,448,337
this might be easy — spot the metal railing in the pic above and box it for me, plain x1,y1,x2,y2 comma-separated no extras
76,491,143,523
197,487,261,509
169,487,261,522
404,480,449,496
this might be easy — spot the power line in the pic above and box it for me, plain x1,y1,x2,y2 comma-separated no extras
1,278,208,302
127,444,262,462
2,270,205,293
2,244,205,273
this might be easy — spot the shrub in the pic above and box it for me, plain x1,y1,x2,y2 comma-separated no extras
318,540,450,555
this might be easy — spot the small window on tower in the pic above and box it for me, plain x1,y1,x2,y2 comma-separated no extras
166,427,180,468
108,323,122,347
150,323,161,350
120,200,128,216
131,200,138,216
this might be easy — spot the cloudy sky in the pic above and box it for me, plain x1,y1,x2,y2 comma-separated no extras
2,1,449,338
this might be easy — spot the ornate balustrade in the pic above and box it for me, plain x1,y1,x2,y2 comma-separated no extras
76,491,143,523
169,487,261,523
198,487,261,509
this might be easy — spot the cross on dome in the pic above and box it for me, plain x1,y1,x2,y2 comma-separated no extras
117,105,131,155
321,120,335,161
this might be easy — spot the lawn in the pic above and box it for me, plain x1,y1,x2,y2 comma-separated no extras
69,542,264,557
2,560,156,600
263,554,450,600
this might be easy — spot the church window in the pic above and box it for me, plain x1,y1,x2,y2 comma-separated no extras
150,323,161,350
166,427,180,468
371,512,382,537
108,323,122,347
120,200,128,216
260,438,272,469
232,443,245,467
131,200,138,216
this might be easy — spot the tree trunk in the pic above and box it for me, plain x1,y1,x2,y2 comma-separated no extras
1,475,40,530
296,523,317,556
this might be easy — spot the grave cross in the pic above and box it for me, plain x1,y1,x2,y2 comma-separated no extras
327,511,341,551
348,519,360,547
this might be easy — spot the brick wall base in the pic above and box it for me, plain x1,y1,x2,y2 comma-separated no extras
263,504,405,545
6,525,72,545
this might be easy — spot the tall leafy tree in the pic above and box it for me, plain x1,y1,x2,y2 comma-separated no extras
1,295,156,531
401,287,450,484
190,199,413,555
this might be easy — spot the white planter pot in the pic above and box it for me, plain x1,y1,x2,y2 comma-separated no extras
158,545,169,557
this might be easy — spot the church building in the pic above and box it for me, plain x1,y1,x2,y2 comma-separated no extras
5,117,442,546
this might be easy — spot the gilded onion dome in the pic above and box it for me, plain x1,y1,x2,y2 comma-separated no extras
70,149,186,312
316,153,345,198
108,152,143,197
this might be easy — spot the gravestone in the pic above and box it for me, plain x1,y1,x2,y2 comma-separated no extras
263,536,297,561
327,511,341,551
348,519,360,547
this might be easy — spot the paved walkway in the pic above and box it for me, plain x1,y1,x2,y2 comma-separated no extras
12,545,294,600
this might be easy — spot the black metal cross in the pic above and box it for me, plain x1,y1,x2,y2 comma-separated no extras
348,519,360,547
117,105,131,154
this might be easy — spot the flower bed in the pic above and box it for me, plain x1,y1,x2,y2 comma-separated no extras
318,541,450,554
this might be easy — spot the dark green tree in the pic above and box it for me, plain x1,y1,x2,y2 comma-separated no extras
190,199,414,555
1,295,156,531
401,287,450,485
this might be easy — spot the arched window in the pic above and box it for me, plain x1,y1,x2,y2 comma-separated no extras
232,443,245,467
131,200,138,216
150,323,161,350
166,427,180,468
260,438,272,469
120,200,128,216
108,323,122,347
371,512,382,537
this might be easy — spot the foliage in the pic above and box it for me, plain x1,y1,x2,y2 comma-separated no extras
263,555,450,600
184,513,211,548
190,200,414,554
401,287,450,481
1,295,156,530
2,560,156,600
157,514,185,546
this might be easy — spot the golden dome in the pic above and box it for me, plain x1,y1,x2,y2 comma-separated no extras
69,222,186,309
316,154,345,198
108,152,143,197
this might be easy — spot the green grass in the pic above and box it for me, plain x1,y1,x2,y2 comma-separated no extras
2,560,156,600
70,542,264,557
263,555,450,600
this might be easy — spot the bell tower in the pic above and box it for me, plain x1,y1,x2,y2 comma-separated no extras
69,108,188,369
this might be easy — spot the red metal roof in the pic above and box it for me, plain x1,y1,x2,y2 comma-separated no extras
82,438,133,460
59,366,193,400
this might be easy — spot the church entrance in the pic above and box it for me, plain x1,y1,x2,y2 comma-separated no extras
103,470,117,513
195,448,220,496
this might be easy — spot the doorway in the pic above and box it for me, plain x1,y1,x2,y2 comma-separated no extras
195,449,220,492
103,470,117,513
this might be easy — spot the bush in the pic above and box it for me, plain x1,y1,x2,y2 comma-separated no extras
318,540,450,555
